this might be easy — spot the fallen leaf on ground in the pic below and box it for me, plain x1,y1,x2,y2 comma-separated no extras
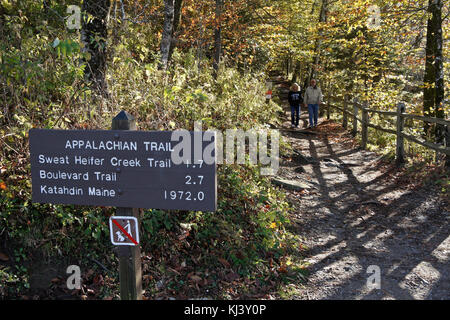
225,272,240,282
218,258,231,268
169,267,181,275
178,231,189,241
189,275,202,282
93,274,104,286
278,265,288,274
85,269,94,279
0,252,9,261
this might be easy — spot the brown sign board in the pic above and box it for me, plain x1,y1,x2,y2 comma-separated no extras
29,129,217,211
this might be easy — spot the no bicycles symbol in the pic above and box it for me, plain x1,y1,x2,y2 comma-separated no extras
109,216,140,246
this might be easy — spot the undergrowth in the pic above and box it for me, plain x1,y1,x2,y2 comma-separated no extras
0,33,296,298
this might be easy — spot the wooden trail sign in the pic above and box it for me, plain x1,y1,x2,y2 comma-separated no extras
29,126,217,211
29,110,217,300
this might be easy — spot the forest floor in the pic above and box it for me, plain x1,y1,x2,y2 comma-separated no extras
273,81,450,299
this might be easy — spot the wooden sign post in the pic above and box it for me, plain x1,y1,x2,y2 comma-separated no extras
111,111,142,300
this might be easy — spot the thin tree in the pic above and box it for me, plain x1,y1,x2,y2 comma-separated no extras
160,0,175,70
432,0,445,144
213,0,223,79
307,0,327,83
423,0,435,137
81,0,110,97
291,61,301,83
168,0,184,61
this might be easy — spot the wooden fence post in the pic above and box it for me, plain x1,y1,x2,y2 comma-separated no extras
327,95,331,120
445,123,449,167
396,103,406,165
112,110,143,300
343,95,348,129
352,98,358,137
361,104,368,149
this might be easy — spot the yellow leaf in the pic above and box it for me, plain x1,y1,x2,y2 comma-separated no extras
189,275,202,282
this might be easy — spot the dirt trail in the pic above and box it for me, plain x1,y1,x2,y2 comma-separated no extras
274,82,450,300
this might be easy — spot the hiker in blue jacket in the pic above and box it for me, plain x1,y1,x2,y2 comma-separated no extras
288,83,303,128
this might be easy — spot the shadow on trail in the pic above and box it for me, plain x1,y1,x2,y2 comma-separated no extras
281,116,449,300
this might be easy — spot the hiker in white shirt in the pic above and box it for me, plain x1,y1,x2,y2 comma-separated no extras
304,79,323,128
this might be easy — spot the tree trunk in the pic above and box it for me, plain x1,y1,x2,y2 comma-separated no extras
286,56,290,78
432,0,445,144
160,0,175,70
81,0,110,97
307,0,327,83
291,61,301,83
423,0,435,137
213,0,223,79
168,0,183,61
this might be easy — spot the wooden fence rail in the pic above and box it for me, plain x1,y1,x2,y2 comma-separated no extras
326,97,450,165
